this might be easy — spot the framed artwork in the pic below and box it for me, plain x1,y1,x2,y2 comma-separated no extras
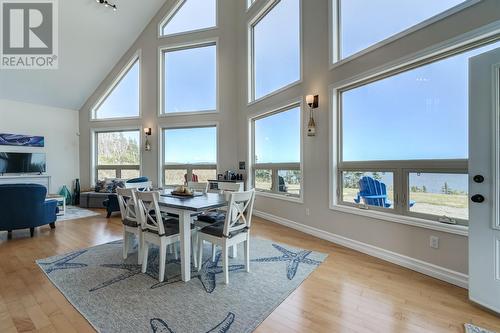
0,133,45,147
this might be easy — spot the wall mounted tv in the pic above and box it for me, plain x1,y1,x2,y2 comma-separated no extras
0,152,46,174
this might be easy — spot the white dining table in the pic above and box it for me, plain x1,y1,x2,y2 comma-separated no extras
157,190,228,282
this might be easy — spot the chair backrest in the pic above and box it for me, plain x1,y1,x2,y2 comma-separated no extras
125,180,152,191
218,182,243,193
358,176,387,207
0,184,47,229
116,188,138,224
223,189,255,237
187,181,208,193
136,191,165,236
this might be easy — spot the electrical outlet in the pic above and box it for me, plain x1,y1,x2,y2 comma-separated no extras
305,208,310,216
430,236,439,249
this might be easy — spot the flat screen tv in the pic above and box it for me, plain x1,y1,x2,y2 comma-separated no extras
0,152,46,174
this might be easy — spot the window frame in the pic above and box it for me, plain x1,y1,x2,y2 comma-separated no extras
158,39,219,117
330,31,500,236
159,123,219,188
248,0,303,104
249,99,304,202
90,51,142,122
158,0,219,39
330,0,482,67
91,127,142,185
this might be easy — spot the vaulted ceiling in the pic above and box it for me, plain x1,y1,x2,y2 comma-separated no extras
0,0,166,110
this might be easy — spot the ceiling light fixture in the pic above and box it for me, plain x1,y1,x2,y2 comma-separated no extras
96,0,117,11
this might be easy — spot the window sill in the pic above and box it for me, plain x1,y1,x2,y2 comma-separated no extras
158,110,218,117
256,191,303,204
329,204,468,236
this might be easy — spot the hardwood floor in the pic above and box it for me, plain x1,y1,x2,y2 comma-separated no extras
0,210,499,333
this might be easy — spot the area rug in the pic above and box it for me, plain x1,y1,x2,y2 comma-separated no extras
465,323,497,333
36,238,327,333
57,206,100,222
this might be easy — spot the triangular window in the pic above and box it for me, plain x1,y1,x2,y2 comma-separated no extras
161,0,216,36
92,56,140,120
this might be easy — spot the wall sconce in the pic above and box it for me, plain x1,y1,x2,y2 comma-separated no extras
306,95,319,137
144,128,152,151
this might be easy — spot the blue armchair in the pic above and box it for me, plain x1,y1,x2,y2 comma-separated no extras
0,184,58,239
103,177,149,218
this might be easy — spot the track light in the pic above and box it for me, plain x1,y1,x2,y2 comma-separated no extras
96,0,117,11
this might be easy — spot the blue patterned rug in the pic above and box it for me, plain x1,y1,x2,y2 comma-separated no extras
36,237,327,333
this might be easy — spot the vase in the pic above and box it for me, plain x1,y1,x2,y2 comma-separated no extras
73,179,80,205
59,185,72,206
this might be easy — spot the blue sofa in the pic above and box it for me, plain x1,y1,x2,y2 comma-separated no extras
0,184,58,239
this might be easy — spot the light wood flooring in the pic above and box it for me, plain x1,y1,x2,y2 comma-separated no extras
0,210,499,333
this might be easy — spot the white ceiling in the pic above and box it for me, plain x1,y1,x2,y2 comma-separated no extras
0,0,165,110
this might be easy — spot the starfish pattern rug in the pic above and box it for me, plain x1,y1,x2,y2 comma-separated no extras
465,323,498,333
36,237,327,333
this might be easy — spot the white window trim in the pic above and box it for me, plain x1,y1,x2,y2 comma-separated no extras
90,50,142,122
329,0,482,68
329,28,500,236
157,0,219,39
247,0,303,104
158,38,219,117
248,97,304,203
90,126,143,186
158,122,220,188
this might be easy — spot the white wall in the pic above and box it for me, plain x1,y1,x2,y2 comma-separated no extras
0,99,80,193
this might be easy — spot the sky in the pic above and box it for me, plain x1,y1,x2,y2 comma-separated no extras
164,127,217,164
162,0,216,36
94,0,500,169
95,60,139,119
255,107,300,164
340,0,466,58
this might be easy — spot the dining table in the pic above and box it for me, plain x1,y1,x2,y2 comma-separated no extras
157,190,228,282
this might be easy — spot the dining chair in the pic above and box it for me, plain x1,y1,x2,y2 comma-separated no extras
187,181,209,193
136,191,198,282
218,182,243,193
197,189,255,284
116,188,143,264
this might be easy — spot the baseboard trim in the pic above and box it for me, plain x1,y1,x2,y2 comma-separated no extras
254,210,469,289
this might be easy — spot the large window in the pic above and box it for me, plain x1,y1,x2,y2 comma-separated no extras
162,126,217,186
335,39,500,226
161,43,217,114
252,104,302,198
94,130,140,182
92,56,140,120
334,0,467,61
160,0,216,36
250,0,300,101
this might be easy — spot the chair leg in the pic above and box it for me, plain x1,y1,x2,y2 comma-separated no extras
137,231,144,265
244,238,250,273
230,245,237,258
122,230,128,260
30,227,35,238
49,223,56,229
191,233,197,269
222,245,229,284
141,242,149,273
197,238,204,271
212,244,217,262
159,239,167,283
106,210,112,218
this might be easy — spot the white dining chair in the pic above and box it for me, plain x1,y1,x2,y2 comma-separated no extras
187,181,209,193
116,188,143,264
136,191,199,282
197,189,255,284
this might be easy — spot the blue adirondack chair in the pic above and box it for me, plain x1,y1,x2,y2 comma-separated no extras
354,176,415,208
